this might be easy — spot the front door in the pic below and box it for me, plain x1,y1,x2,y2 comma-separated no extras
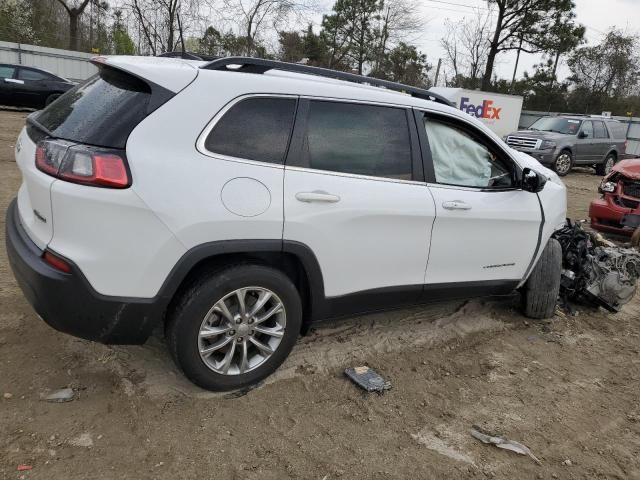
575,120,598,163
283,99,435,304
416,112,542,295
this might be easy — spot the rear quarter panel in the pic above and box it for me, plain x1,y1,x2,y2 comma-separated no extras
125,72,288,251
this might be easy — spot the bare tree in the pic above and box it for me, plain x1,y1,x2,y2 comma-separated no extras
128,0,199,55
440,19,459,79
440,10,492,88
221,0,310,56
371,0,424,73
55,0,91,50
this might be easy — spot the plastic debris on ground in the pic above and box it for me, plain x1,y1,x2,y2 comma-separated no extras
41,387,76,403
470,425,541,465
344,366,391,393
553,220,640,312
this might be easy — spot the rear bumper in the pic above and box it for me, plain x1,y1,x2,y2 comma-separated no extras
5,198,162,344
589,196,640,236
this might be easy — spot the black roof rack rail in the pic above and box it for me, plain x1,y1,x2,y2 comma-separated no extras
158,51,220,61
200,56,453,107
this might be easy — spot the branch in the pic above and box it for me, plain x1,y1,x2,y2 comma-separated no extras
55,0,72,14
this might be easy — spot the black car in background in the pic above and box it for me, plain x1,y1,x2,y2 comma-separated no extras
0,63,75,109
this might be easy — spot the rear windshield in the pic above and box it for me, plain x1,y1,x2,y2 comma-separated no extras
35,66,151,149
529,117,582,135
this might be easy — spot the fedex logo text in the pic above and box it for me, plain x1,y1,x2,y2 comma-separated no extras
459,97,501,120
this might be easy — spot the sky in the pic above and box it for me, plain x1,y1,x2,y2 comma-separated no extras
405,0,640,85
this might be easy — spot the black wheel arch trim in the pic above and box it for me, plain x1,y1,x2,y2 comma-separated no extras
154,240,523,325
7,196,527,346
154,239,327,320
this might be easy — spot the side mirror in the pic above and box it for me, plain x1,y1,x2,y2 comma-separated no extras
522,167,547,193
578,131,588,139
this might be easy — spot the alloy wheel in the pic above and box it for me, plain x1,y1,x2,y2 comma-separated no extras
555,153,572,176
605,156,615,175
198,287,286,375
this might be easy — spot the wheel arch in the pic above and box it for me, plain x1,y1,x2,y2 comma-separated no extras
559,146,573,157
156,240,325,330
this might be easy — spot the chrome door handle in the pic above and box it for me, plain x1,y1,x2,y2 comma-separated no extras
295,191,341,203
442,200,471,210
5,78,24,84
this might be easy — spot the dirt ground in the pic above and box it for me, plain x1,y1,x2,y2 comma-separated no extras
1,109,640,480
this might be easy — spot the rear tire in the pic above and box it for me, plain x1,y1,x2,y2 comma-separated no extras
166,264,302,391
552,150,573,177
595,153,616,176
522,238,562,319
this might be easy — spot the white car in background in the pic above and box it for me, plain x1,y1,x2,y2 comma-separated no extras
6,55,567,391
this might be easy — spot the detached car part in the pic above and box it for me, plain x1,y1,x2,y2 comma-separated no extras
553,220,640,312
590,159,640,236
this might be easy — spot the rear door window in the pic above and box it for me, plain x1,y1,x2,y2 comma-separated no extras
35,66,151,149
204,97,297,164
593,121,608,139
18,68,50,81
300,101,412,180
0,65,15,79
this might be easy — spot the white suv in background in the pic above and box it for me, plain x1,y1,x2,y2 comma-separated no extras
6,56,567,391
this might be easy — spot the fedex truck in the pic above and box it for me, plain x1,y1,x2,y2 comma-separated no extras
429,87,523,137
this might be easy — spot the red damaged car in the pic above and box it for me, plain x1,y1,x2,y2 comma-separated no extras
590,159,640,235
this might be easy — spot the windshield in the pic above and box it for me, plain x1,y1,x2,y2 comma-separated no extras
528,117,582,135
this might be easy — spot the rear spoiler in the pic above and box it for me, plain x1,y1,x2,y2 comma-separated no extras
90,57,175,113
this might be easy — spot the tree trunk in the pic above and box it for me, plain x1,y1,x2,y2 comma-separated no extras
552,50,561,78
481,5,504,91
482,48,498,91
167,7,175,53
357,16,366,74
510,33,524,92
56,0,92,51
69,12,80,50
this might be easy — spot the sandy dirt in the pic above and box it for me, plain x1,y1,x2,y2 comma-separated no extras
1,109,640,479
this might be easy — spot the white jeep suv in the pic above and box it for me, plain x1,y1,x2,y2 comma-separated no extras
6,56,567,391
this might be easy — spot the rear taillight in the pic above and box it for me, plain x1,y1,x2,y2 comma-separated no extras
35,139,130,188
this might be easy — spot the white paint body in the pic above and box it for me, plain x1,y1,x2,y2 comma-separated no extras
14,56,566,300
429,87,524,138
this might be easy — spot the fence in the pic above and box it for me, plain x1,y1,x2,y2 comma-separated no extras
520,110,640,158
0,41,97,82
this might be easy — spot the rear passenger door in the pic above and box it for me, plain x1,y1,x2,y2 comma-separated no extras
15,68,52,107
283,99,435,302
592,120,611,160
